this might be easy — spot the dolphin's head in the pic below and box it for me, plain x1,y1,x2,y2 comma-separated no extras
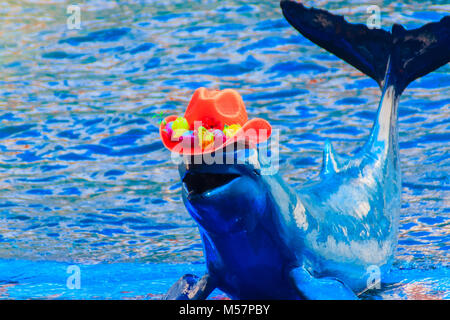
178,145,269,235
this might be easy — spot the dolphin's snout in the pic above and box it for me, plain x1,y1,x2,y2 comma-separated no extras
182,171,241,196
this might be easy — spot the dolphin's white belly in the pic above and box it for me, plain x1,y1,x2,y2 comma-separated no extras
284,156,401,291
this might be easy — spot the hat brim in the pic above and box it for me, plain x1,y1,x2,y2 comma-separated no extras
159,115,272,156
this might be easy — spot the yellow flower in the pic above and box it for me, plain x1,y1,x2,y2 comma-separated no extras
172,128,187,140
197,126,214,148
223,124,242,138
172,117,189,131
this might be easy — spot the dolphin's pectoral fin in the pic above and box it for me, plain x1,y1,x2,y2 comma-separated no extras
289,267,358,300
321,140,340,176
163,273,216,300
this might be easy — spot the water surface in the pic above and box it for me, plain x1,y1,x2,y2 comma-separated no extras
0,0,448,299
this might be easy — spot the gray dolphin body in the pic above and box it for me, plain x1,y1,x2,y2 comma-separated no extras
164,1,449,299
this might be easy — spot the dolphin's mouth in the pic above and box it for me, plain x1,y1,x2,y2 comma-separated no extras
182,172,241,195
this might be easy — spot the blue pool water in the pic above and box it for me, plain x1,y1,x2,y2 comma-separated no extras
0,0,448,299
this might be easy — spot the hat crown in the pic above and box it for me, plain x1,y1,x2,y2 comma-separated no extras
184,88,248,128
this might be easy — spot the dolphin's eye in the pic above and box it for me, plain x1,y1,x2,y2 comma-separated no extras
183,172,240,195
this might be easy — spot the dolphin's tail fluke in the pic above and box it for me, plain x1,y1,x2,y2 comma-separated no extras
280,0,450,94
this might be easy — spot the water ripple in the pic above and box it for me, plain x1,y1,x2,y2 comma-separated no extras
0,0,448,299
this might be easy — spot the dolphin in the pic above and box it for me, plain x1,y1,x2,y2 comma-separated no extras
163,1,449,299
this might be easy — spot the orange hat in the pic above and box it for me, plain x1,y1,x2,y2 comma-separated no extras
159,88,272,155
